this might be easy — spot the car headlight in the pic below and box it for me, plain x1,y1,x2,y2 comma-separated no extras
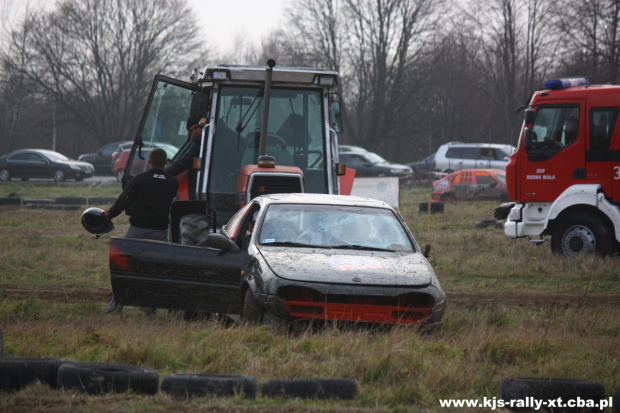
390,169,404,174
70,164,81,170
508,206,521,221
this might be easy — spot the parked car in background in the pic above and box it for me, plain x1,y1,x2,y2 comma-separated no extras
113,143,179,182
338,144,368,153
110,193,446,328
78,141,132,175
407,153,436,178
434,142,516,172
431,169,507,202
339,151,413,181
109,142,134,174
0,149,94,182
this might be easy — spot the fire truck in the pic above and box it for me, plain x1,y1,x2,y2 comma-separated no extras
121,60,349,244
496,77,620,257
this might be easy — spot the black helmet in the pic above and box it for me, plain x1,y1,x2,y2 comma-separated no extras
81,207,114,235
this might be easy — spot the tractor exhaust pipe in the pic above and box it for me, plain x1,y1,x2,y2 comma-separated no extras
258,59,276,157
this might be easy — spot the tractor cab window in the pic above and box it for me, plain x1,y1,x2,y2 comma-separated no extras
528,105,580,160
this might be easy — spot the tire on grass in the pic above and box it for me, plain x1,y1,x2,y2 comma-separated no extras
0,357,77,392
57,362,159,395
418,202,444,213
161,373,258,400
261,378,359,400
499,378,605,412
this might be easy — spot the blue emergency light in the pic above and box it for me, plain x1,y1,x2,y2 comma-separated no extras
544,77,588,90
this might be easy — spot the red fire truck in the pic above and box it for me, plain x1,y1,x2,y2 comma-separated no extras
497,77,620,257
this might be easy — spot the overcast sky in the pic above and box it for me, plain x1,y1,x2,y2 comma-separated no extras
187,0,287,52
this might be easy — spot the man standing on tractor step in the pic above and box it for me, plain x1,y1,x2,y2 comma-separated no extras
104,147,179,315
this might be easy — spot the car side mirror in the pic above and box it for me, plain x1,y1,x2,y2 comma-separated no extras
205,233,240,252
423,244,431,258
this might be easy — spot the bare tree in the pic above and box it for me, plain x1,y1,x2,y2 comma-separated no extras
9,0,204,149
556,0,620,83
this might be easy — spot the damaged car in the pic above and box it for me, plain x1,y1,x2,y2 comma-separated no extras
109,194,446,329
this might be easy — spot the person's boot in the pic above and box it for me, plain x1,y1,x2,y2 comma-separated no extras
104,296,123,315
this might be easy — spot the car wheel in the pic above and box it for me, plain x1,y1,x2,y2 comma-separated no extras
440,193,457,203
161,373,258,400
0,357,78,392
261,378,359,400
243,288,265,324
0,169,10,181
550,213,612,258
115,169,124,182
57,362,159,395
53,169,66,182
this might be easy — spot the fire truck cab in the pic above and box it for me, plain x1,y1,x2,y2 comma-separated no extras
501,77,620,257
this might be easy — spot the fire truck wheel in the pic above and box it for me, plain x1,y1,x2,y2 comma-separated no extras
242,288,265,324
551,213,612,258
179,213,211,247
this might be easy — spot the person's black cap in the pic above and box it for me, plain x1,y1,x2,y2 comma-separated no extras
186,116,199,131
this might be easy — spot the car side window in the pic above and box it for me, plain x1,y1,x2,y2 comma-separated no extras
236,205,260,250
476,174,495,185
10,153,29,161
30,153,46,163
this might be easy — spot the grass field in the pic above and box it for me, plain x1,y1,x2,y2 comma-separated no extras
0,181,618,412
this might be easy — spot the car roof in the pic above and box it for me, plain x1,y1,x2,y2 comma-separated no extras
258,193,393,209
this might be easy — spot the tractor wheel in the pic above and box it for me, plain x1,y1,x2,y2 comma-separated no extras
179,214,211,247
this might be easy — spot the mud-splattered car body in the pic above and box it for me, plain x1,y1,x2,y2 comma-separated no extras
110,194,446,328
431,169,507,202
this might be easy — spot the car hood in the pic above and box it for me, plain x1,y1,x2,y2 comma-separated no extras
258,248,433,286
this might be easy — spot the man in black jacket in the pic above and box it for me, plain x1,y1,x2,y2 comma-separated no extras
104,147,179,314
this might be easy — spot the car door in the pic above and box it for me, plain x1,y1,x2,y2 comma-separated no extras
109,201,254,313
7,153,31,178
29,152,50,179
473,171,500,199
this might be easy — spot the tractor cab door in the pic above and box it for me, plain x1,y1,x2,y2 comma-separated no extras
123,75,211,200
109,236,245,314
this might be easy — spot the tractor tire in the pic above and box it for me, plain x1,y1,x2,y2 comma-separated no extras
261,378,359,400
0,357,77,392
57,362,159,395
161,373,258,400
179,214,211,247
550,213,612,258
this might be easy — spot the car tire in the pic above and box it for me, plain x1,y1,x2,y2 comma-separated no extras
57,362,159,395
0,357,78,392
440,193,457,203
550,213,612,258
242,288,265,324
418,202,444,213
0,169,10,181
261,378,359,400
115,169,124,182
52,169,66,182
161,373,258,400
499,378,605,412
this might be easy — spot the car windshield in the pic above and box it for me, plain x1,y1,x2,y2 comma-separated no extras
258,204,414,252
362,152,388,164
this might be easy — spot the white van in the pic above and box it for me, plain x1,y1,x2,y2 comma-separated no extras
434,142,516,172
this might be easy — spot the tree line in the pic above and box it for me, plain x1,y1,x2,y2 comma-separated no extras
1,0,619,164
